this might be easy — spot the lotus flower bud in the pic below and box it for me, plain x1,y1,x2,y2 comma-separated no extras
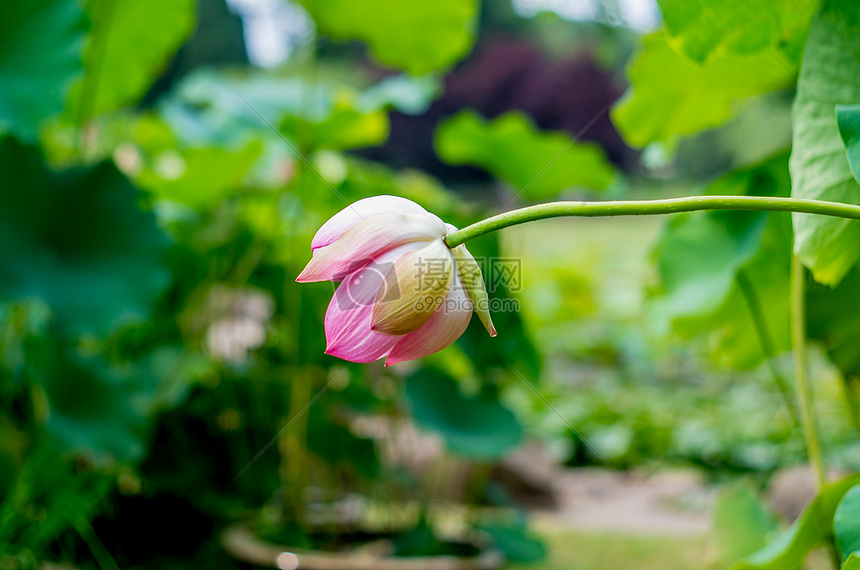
297,196,496,365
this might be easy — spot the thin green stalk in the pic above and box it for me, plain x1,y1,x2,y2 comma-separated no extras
279,367,311,523
790,258,838,569
736,269,799,427
76,521,120,570
840,375,860,442
443,196,860,248
790,256,825,487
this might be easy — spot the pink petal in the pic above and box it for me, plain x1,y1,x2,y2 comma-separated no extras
385,266,473,365
312,195,437,251
297,213,444,283
323,244,421,363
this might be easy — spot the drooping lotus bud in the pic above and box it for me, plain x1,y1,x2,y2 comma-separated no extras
297,196,496,365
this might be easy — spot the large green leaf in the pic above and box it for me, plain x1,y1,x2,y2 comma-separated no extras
808,267,860,379
844,554,860,570
28,340,185,463
713,485,780,569
734,473,860,570
0,0,86,139
790,0,860,286
837,104,860,185
68,0,195,122
0,138,170,336
612,32,796,148
435,110,615,199
403,368,522,459
479,522,546,563
301,0,478,75
834,484,860,561
656,199,860,377
651,152,860,376
653,210,767,325
654,165,860,377
703,212,793,369
657,0,816,64
649,154,792,368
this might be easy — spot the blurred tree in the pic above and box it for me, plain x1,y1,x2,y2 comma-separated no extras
144,0,248,104
360,38,633,188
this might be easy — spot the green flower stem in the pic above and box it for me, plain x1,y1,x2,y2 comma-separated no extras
791,256,826,488
791,258,838,569
443,196,860,248
736,269,800,428
839,376,860,443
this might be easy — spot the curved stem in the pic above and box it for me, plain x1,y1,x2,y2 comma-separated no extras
443,196,860,248
791,256,825,487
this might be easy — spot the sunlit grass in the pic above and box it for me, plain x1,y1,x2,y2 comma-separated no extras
508,528,708,570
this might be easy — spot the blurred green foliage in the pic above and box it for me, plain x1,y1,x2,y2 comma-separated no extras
404,368,523,459
711,485,779,570
0,0,85,139
0,139,170,337
479,520,546,563
649,154,792,369
435,110,615,198
0,0,545,564
736,474,860,570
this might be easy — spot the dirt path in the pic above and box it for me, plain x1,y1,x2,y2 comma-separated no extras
538,468,711,535
500,445,713,535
